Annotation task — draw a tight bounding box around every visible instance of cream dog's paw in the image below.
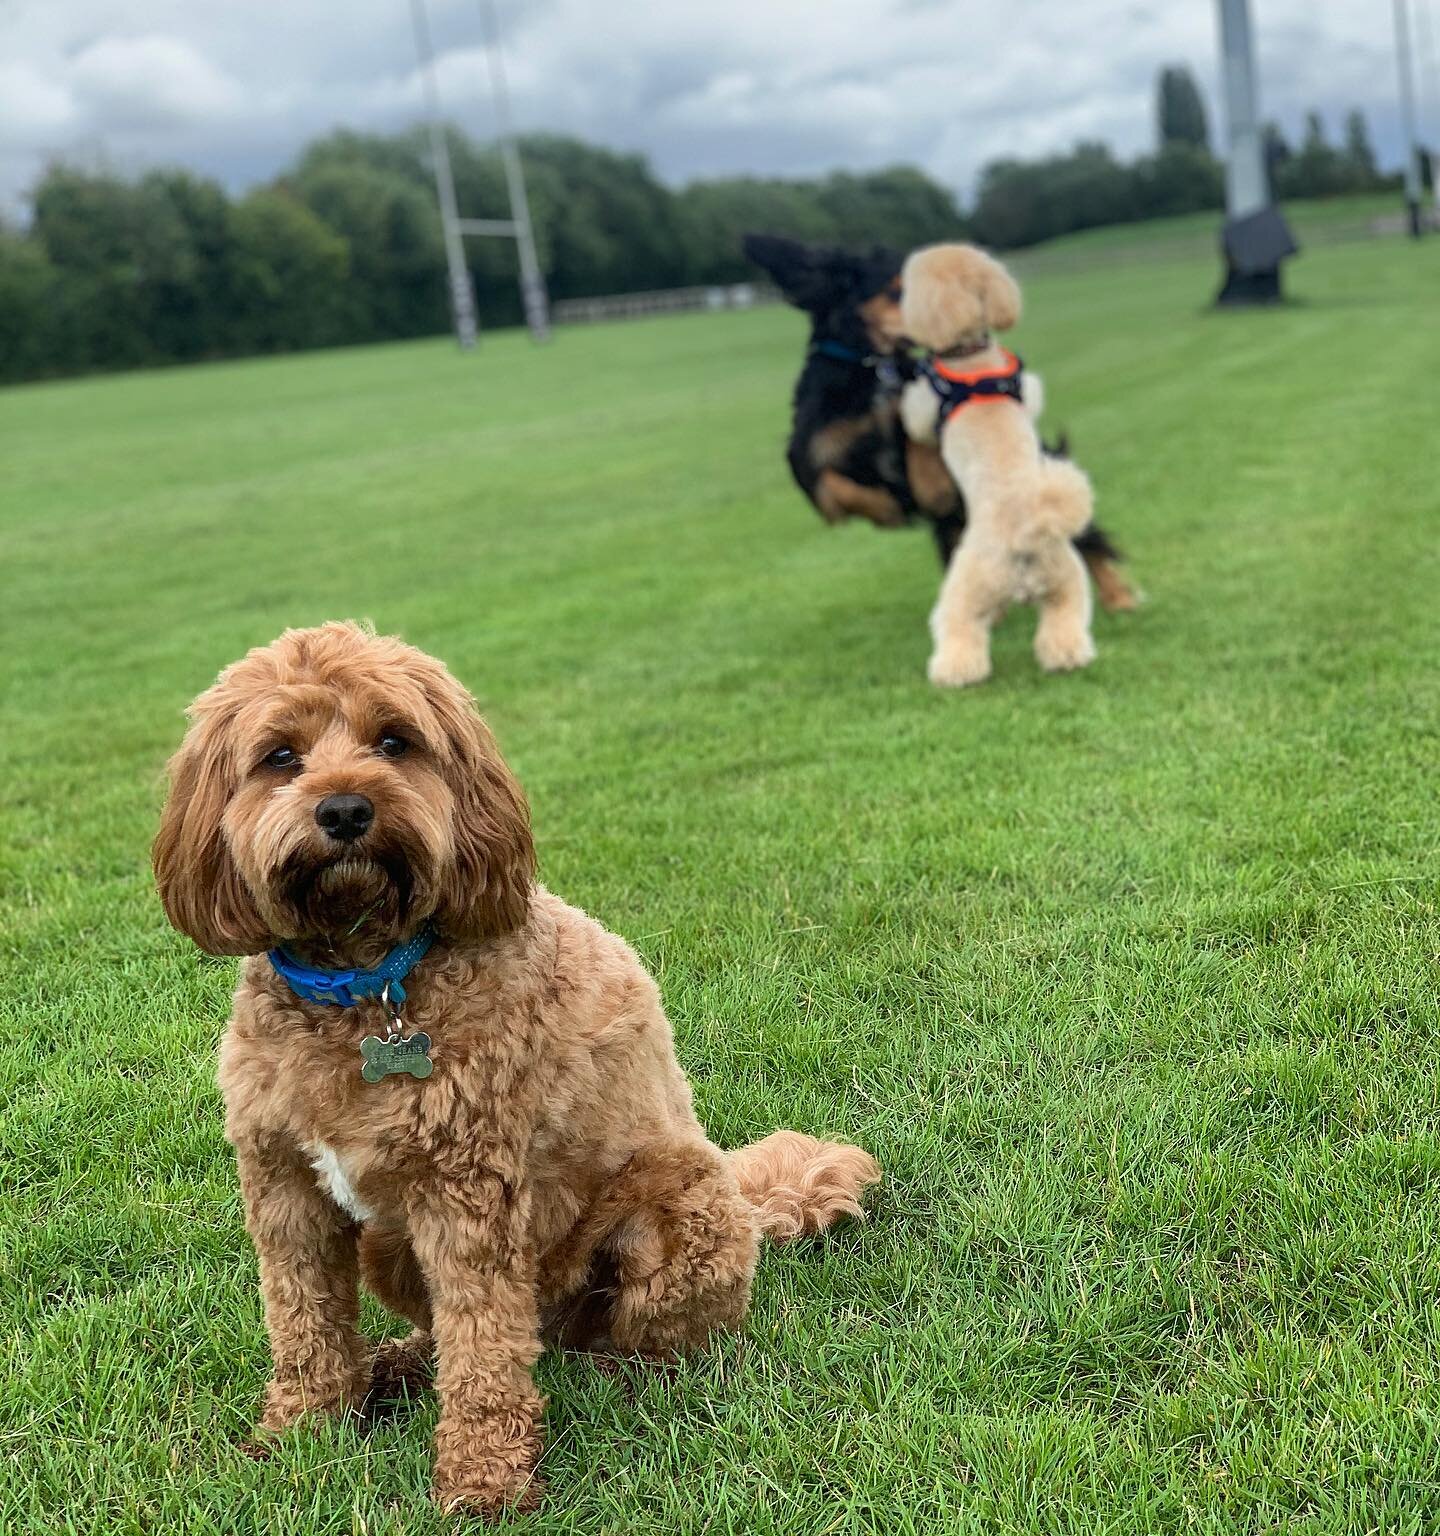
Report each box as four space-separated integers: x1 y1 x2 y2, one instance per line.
900 378 940 444
1034 628 1096 673
928 646 991 688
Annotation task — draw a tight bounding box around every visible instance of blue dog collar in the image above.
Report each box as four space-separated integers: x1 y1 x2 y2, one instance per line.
809 338 867 364
268 924 436 1008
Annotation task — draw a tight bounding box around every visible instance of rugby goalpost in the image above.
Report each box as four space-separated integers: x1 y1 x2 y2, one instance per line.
407 0 550 348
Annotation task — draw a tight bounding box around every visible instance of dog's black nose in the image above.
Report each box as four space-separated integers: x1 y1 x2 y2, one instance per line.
314 793 374 842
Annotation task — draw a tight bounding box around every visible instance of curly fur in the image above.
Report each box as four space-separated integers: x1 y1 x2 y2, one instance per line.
154 622 880 1517
900 244 1099 687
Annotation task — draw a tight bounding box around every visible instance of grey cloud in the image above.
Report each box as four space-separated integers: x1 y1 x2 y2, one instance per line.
0 0 1420 219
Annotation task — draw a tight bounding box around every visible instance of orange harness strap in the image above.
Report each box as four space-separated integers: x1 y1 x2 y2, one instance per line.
921 347 1025 423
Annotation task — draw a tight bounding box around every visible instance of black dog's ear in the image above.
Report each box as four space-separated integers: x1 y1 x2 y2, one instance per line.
742 232 845 311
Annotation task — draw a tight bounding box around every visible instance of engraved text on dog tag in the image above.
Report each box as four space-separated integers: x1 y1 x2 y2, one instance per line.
359 1032 433 1083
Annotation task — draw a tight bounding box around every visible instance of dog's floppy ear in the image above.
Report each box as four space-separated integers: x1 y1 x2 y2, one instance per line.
977 251 1022 332
153 710 270 957
742 232 842 312
422 662 535 943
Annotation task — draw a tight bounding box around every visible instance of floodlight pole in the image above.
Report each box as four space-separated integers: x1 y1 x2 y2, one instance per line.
409 0 479 348
1214 0 1297 304
1218 0 1266 221
478 0 550 342
1417 0 1440 214
1393 0 1426 236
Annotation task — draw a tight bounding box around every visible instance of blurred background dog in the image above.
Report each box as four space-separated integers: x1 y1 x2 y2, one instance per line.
900 243 1099 685
744 232 1138 613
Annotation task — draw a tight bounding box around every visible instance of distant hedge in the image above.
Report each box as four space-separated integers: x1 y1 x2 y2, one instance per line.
0 87 1401 383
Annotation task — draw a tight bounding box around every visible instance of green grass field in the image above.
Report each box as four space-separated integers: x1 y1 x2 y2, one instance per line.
5 218 1440 1535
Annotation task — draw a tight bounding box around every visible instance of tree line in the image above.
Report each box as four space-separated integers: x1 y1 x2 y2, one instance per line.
0 130 964 383
0 68 1403 384
968 67 1400 249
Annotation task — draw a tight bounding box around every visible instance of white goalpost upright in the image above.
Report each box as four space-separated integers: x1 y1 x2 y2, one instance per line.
407 0 551 348
475 0 549 342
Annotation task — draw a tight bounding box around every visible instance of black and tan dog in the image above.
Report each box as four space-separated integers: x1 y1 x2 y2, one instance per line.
743 233 1137 610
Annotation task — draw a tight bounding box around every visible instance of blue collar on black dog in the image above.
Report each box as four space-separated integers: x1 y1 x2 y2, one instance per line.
268 924 436 1008
807 338 905 392
808 338 868 363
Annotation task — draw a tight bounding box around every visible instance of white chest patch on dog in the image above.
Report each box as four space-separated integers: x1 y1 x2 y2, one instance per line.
308 1143 376 1223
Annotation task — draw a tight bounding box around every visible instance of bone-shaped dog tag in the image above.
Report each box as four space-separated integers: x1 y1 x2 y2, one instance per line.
359 1032 433 1083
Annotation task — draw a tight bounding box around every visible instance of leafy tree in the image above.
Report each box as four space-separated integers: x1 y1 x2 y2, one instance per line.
1157 66 1210 151
680 167 962 284
1279 111 1364 198
0 231 64 381
1130 142 1224 220
31 165 149 274
1343 109 1378 182
287 161 447 340
293 129 431 187
228 189 350 353
509 135 687 299
971 143 1136 249
814 168 964 251
132 170 237 361
676 177 840 284
30 167 170 371
1262 121 1293 187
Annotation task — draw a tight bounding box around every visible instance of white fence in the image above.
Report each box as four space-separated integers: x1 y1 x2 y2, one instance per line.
552 282 779 325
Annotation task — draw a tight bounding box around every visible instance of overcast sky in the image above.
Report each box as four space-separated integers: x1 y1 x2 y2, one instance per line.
0 1 1425 219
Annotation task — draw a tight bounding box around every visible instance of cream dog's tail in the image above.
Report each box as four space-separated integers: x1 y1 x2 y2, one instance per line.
1032 456 1094 541
729 1131 881 1243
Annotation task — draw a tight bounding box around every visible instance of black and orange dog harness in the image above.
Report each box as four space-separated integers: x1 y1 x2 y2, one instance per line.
919 347 1025 427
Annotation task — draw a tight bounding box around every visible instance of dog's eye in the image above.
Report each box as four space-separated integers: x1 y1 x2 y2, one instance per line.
265 746 299 770
377 734 409 759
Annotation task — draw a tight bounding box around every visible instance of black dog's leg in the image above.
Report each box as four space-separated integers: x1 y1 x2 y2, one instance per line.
1073 522 1139 611
931 515 965 568
1073 522 1121 563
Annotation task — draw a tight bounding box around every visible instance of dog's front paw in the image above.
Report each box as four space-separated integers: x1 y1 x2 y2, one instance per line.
928 646 991 688
1034 629 1096 673
256 1372 364 1436
433 1405 546 1520
433 1463 545 1520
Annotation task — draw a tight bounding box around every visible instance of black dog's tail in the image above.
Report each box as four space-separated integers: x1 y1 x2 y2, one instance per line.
1073 521 1122 561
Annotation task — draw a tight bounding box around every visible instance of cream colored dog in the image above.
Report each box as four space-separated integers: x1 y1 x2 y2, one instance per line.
899 244 1096 688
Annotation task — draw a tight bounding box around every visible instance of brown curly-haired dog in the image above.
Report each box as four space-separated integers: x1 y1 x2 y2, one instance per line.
153 621 880 1517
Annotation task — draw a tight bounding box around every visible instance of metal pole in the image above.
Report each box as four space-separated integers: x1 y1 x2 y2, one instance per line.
1213 0 1295 304
1413 0 1440 213
409 0 479 346
477 0 550 341
1217 0 1267 219
1394 0 1425 235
